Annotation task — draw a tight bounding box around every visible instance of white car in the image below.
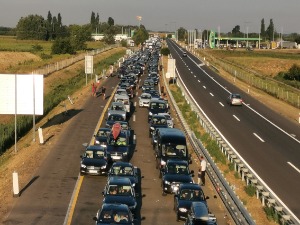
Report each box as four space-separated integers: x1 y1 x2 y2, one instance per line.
138 93 152 107
114 88 128 102
158 113 174 128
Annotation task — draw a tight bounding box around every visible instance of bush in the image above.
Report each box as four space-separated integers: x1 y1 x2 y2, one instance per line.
161 47 170 56
244 185 256 197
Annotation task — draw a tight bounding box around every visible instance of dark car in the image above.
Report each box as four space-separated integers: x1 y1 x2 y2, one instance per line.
148 114 168 138
106 114 125 128
108 162 141 194
102 177 137 215
148 99 168 121
161 159 194 195
182 52 187 57
80 145 108 176
184 202 217 225
94 127 111 146
106 130 131 162
148 72 159 85
174 183 208 221
93 203 135 225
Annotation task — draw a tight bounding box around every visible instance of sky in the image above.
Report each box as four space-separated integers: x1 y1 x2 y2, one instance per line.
1 0 300 34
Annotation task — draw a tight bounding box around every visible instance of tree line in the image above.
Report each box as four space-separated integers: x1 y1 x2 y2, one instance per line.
0 11 149 54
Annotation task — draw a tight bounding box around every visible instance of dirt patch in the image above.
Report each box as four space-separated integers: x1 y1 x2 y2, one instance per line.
0 52 41 71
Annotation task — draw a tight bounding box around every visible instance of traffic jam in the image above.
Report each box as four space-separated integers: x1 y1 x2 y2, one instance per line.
80 37 218 225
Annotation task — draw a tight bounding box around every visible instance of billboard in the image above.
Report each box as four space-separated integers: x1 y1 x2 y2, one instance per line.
85 55 93 74
0 74 44 115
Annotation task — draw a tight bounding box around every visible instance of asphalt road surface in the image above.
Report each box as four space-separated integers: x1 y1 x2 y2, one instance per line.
4 67 230 225
167 39 300 221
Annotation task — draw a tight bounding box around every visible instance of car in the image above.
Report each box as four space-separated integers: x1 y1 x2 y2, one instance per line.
93 203 135 225
148 99 168 121
174 183 208 221
94 127 111 146
102 177 137 215
184 202 217 225
158 113 174 128
105 114 125 128
148 114 169 138
106 129 131 162
80 145 108 176
148 72 159 85
114 88 128 102
108 162 141 194
227 93 243 106
182 52 187 57
161 159 194 195
107 102 127 121
138 92 152 107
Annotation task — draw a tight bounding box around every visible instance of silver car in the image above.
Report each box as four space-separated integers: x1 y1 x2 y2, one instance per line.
108 102 127 120
138 93 152 107
227 93 243 106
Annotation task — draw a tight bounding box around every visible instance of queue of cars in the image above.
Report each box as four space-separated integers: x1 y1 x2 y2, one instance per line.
84 36 218 224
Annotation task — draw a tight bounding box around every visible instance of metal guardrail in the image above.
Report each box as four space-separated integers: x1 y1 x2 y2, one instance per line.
162 51 299 225
32 44 120 76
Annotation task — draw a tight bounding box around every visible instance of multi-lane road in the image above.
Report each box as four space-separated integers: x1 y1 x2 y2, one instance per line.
4 56 230 225
167 39 300 221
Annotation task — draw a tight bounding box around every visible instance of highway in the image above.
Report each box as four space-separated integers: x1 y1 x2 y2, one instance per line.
167 39 300 220
4 58 230 225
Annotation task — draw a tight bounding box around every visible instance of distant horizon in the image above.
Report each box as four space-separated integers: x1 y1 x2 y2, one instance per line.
1 0 299 34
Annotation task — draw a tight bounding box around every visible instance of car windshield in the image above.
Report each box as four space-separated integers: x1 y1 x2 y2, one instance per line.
108 134 127 146
162 144 187 157
85 150 105 159
232 94 241 99
151 117 167 125
108 185 133 196
141 94 151 99
179 189 205 201
150 103 166 110
108 115 124 121
167 164 188 174
111 166 134 176
100 210 131 224
98 130 109 137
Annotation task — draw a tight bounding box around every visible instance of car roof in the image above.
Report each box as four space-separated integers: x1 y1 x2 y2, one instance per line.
179 183 202 190
108 177 132 185
101 203 130 211
191 202 209 219
157 128 185 137
112 161 133 167
167 159 189 165
86 145 106 151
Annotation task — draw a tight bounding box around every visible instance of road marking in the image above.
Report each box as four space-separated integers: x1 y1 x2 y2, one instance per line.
203 86 206 89
191 71 193 74
134 102 136 107
219 102 224 107
287 162 300 174
209 93 214 97
198 80 200 83
253 133 265 142
64 86 116 224
233 115 240 121
194 75 196 78
133 115 136 122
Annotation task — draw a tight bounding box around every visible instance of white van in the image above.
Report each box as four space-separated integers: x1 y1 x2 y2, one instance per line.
115 95 130 113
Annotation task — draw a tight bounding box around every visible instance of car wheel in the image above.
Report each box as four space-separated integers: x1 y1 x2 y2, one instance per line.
176 213 180 222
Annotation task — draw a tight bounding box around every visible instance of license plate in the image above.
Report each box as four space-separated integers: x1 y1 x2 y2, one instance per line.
89 170 98 174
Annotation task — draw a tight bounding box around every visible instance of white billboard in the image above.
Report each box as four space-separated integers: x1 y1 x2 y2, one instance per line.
0 74 44 115
167 58 176 78
85 55 93 74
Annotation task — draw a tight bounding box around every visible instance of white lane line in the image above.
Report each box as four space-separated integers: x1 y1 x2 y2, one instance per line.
233 115 240 121
133 115 136 122
219 102 224 107
253 133 265 142
198 80 200 83
194 75 196 78
203 86 206 89
134 102 137 107
191 71 193 74
209 93 214 97
287 162 300 174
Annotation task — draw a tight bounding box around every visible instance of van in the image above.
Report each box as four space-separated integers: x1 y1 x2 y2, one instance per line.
155 128 191 170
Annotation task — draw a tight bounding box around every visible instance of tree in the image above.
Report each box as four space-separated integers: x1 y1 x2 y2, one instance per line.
231 25 242 37
68 24 90 50
108 17 114 26
284 64 300 81
266 19 275 41
51 38 74 54
260 18 266 40
177 27 187 41
16 14 47 40
132 26 149 46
